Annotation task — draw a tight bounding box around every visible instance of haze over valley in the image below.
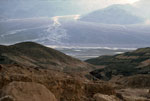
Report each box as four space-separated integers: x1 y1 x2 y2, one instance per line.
1 0 150 59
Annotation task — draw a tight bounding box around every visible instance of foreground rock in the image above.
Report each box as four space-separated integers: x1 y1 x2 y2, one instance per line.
94 93 120 101
0 81 57 101
116 88 150 101
0 64 116 101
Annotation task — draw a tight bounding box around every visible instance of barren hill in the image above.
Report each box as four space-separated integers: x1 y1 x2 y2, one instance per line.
0 42 94 72
86 47 150 87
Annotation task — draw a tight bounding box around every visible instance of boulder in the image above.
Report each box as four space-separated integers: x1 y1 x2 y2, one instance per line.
0 81 57 101
93 93 119 101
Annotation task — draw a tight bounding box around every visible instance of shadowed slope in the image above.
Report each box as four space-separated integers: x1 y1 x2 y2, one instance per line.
86 47 150 81
0 42 94 72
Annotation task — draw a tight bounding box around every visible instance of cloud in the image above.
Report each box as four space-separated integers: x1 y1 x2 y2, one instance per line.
134 0 150 6
66 0 139 14
0 0 145 19
145 19 150 25
45 0 139 11
133 0 150 18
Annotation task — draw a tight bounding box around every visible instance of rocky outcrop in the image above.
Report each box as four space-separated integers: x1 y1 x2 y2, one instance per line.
119 75 150 88
116 88 150 101
86 47 150 100
0 64 116 101
0 81 57 101
93 93 120 101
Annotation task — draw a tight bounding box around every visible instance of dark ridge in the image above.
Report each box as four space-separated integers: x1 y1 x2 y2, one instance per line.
86 47 150 80
0 42 94 72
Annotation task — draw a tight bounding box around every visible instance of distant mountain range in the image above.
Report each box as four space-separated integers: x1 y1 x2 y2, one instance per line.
0 0 149 24
80 4 144 25
0 17 150 48
0 3 150 48
63 21 150 47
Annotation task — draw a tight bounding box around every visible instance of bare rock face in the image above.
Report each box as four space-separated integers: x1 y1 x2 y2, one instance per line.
116 88 150 101
0 64 116 101
0 82 57 101
93 93 119 101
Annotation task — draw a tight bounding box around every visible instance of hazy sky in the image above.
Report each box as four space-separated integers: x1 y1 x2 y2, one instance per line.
58 0 141 13
0 0 149 19
85 0 140 4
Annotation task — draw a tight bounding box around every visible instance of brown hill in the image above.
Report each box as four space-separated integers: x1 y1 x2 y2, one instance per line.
0 42 94 72
86 47 150 81
85 47 150 100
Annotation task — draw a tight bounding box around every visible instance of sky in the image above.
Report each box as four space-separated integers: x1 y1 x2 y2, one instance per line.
0 0 149 19
134 0 150 9
72 0 139 9
83 0 140 5
107 0 139 4
57 0 141 14
76 0 150 19
132 0 150 19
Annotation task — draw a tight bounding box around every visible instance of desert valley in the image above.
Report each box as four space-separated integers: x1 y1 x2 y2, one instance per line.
1 0 150 101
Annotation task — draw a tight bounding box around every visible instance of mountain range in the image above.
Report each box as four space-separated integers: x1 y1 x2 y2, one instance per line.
1 18 150 48
80 4 144 25
1 3 150 47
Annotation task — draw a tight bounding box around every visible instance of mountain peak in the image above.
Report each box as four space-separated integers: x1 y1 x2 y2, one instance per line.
80 4 144 25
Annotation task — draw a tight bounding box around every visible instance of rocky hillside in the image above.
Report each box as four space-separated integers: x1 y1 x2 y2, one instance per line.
0 42 118 101
0 64 149 101
0 42 94 72
0 64 116 101
85 47 150 100
1 42 150 101
86 47 150 81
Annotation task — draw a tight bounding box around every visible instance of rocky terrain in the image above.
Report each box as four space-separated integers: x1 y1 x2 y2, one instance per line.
0 42 150 101
86 47 150 100
0 64 117 101
86 47 150 81
0 42 116 101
